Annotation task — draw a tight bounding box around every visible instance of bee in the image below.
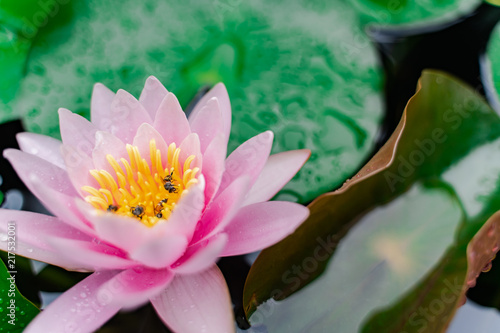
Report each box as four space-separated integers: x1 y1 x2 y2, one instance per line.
131 205 145 219
163 171 174 183
164 182 178 193
163 171 178 193
155 199 168 218
107 204 118 212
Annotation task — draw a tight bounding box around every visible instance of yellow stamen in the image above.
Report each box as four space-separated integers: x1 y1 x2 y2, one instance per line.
82 139 199 227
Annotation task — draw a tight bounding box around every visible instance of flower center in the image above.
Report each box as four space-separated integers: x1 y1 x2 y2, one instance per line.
82 139 199 227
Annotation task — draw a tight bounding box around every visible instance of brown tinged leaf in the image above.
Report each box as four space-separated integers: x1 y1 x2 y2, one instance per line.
243 70 500 332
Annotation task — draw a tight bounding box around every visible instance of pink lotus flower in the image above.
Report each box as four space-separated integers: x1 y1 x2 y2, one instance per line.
0 77 310 333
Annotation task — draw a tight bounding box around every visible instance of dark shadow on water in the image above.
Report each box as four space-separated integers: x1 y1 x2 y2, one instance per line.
368 2 500 148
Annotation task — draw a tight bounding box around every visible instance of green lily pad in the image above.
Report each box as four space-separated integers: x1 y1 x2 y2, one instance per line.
363 212 500 333
487 22 500 110
0 27 31 117
243 71 500 332
465 7 500 309
0 0 62 123
0 0 60 34
0 259 39 331
352 0 480 25
0 0 383 203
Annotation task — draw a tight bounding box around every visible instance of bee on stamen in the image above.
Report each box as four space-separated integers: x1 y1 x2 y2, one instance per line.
163 171 174 183
155 199 168 219
131 205 145 219
163 171 178 193
107 204 118 212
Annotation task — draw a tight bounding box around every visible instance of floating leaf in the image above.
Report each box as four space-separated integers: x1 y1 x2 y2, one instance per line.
0 27 31 118
487 18 500 110
0 259 39 331
1 0 384 203
465 6 500 308
243 70 500 332
0 0 63 122
363 211 500 333
0 0 61 34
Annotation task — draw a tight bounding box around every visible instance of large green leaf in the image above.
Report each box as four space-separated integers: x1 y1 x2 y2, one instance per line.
465 7 500 309
0 0 383 203
0 26 30 115
243 70 500 332
0 259 39 331
0 0 61 34
487 21 500 109
363 212 500 333
0 0 62 121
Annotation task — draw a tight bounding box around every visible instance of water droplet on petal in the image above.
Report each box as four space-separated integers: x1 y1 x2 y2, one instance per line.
133 266 144 273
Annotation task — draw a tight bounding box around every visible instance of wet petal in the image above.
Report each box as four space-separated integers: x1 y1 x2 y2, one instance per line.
151 265 234 333
130 233 188 269
188 83 231 141
92 131 128 175
189 97 224 153
47 237 134 270
59 108 97 156
221 201 309 256
172 233 227 274
24 271 121 333
217 131 273 196
0 209 93 271
139 76 169 120
104 89 152 143
153 92 191 146
132 123 169 167
179 132 202 171
200 134 227 205
28 175 95 235
61 144 99 195
91 83 116 130
97 267 174 309
243 149 311 206
4 148 77 197
16 132 65 169
191 176 250 244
